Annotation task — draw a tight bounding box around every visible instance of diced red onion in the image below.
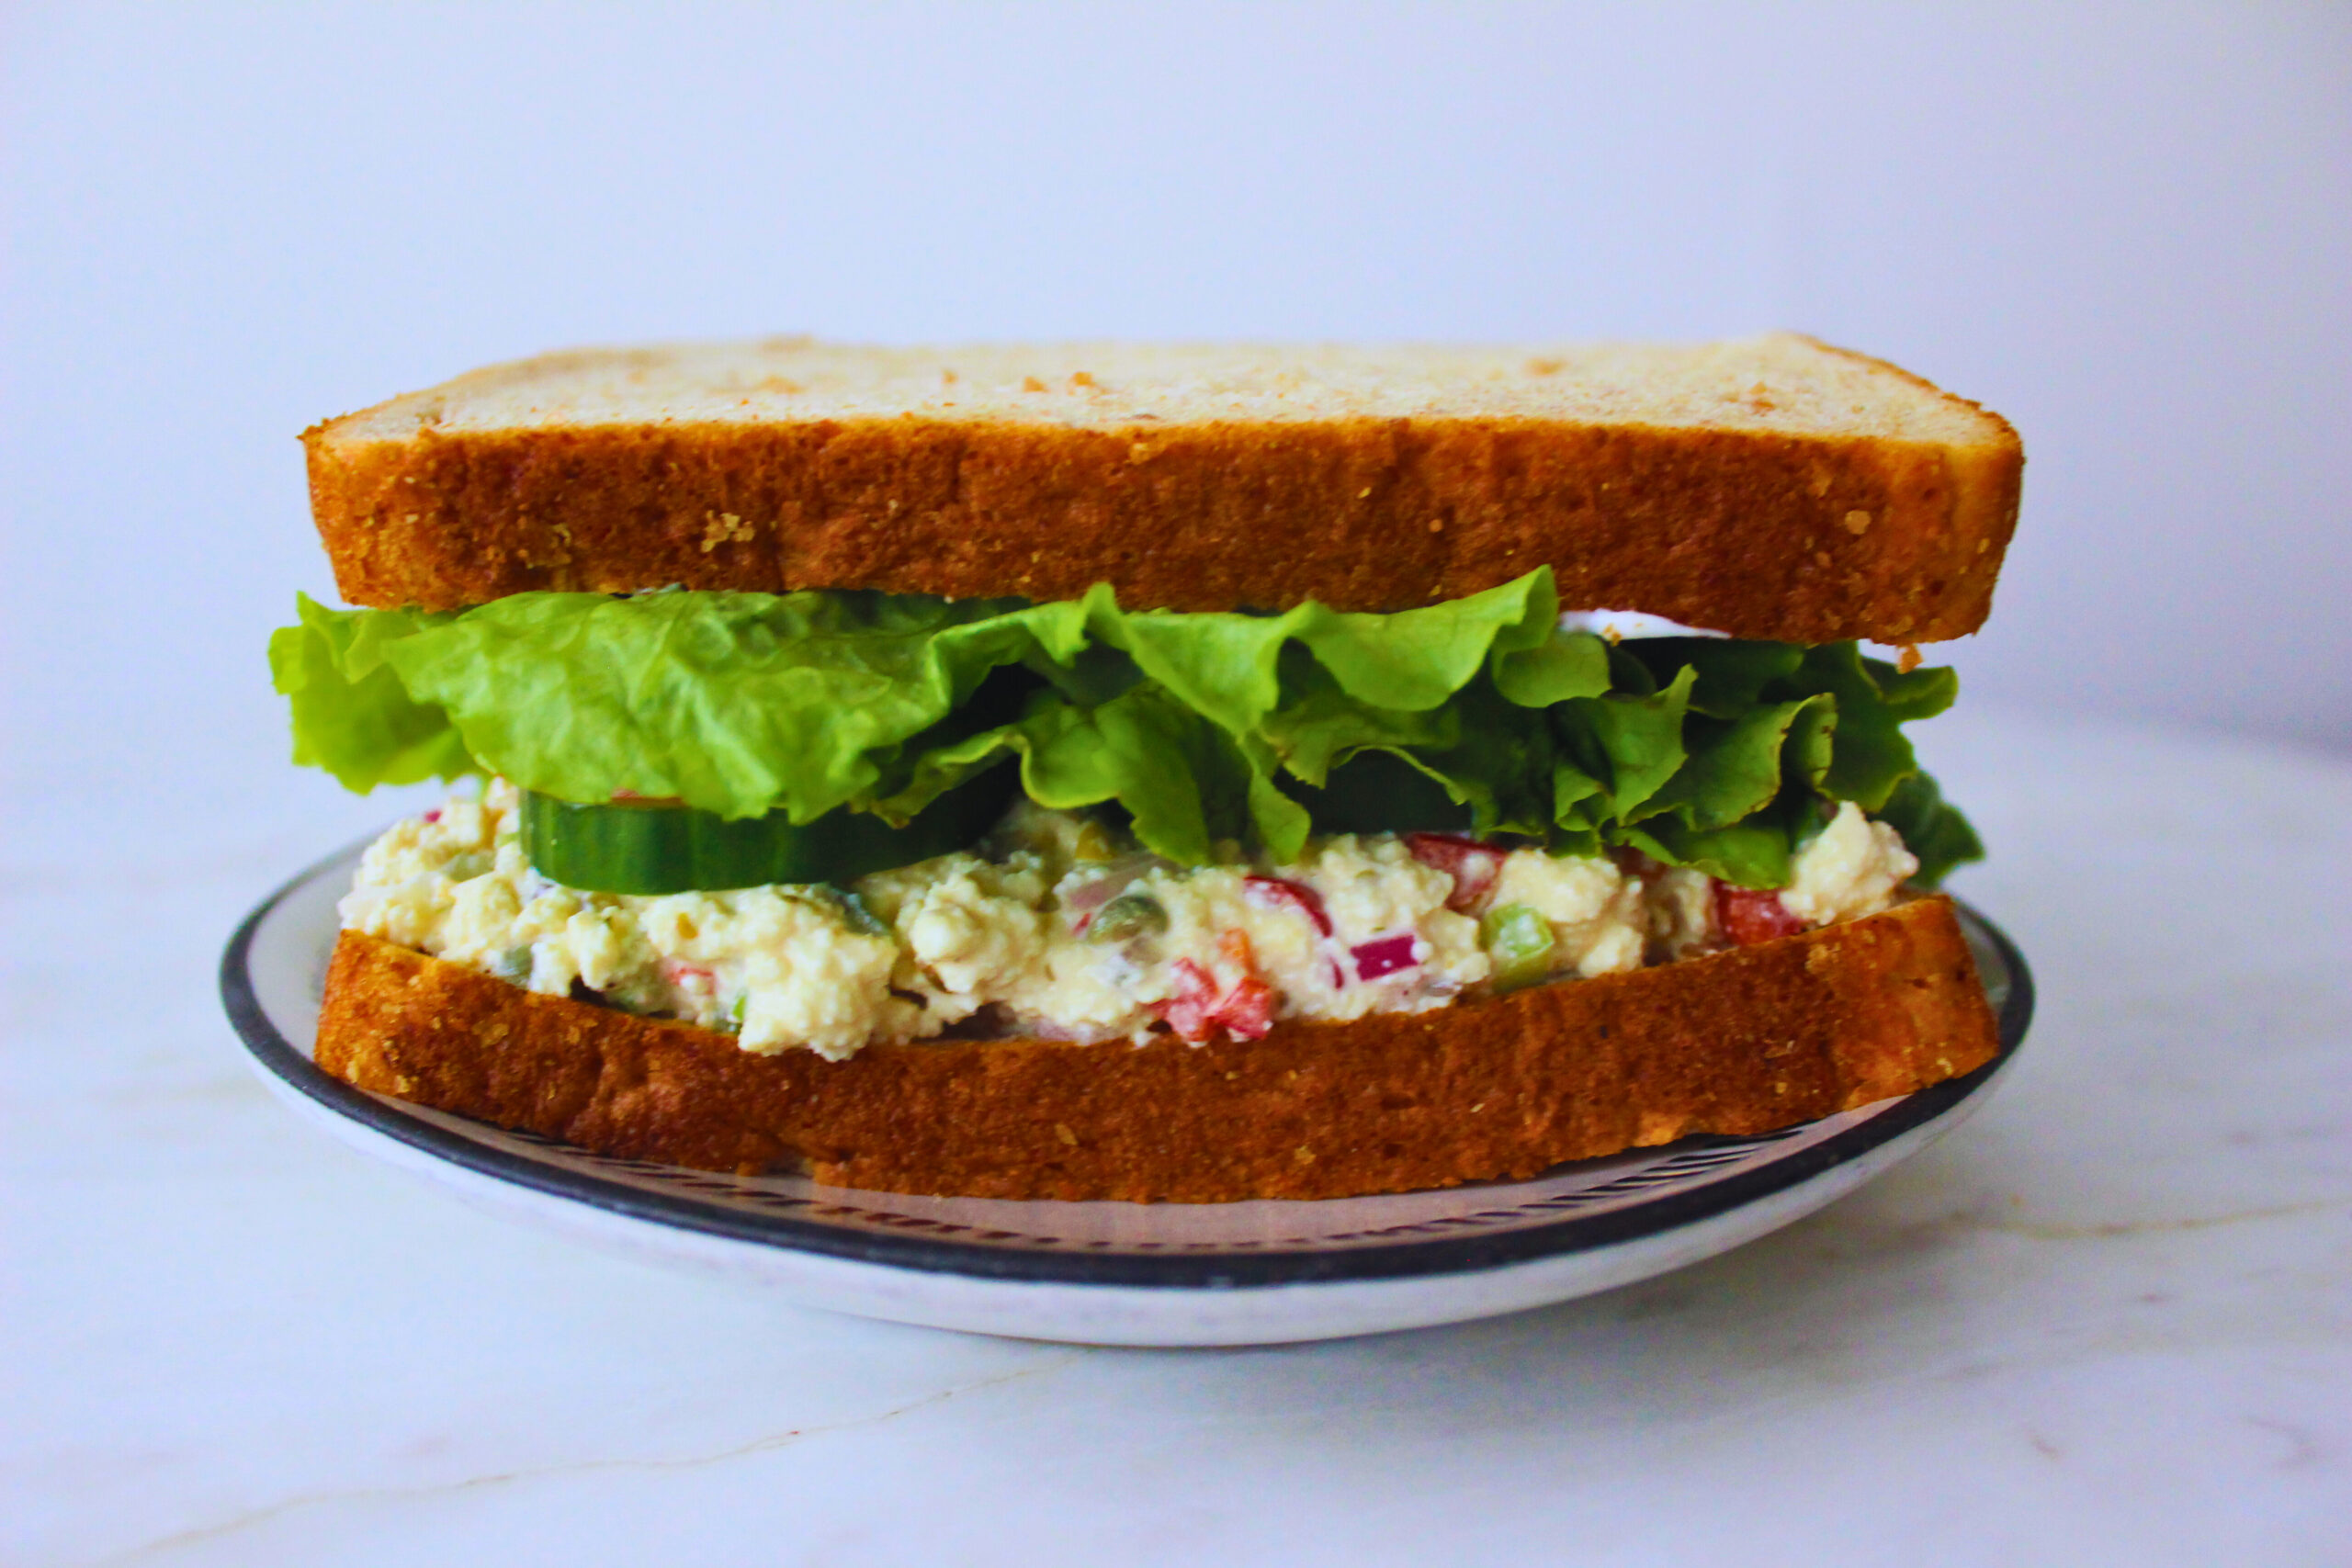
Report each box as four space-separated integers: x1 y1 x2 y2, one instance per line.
1244 874 1333 936
1406 833 1506 912
1350 931 1425 980
1018 1019 1124 1043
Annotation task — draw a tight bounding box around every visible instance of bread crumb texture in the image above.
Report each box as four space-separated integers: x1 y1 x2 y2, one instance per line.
315 896 1999 1202
305 334 2022 642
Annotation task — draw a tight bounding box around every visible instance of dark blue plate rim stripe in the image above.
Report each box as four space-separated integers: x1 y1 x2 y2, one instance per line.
220 841 2032 1290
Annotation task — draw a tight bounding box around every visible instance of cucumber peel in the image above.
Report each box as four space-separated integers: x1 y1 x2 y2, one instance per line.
521 761 1019 894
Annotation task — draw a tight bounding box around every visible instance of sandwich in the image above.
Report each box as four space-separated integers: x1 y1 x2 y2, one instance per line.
273 335 2019 1202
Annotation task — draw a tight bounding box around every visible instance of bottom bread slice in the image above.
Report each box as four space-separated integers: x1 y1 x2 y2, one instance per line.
313 894 2000 1202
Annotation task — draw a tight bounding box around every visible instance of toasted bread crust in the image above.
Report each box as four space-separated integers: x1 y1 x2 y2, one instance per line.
303 341 2021 643
314 897 1999 1202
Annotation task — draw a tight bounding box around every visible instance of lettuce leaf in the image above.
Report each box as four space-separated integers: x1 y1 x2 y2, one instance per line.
1873 769 1985 888
268 598 475 791
273 570 1980 884
379 586 1093 825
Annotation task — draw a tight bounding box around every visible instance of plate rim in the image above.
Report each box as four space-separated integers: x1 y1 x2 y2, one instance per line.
220 839 2032 1291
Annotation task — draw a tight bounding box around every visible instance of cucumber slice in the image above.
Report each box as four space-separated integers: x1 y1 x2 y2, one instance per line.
520 763 1020 894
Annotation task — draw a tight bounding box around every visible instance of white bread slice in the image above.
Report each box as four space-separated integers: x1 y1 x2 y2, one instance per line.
305 333 2022 641
315 896 2001 1203
326 334 2005 443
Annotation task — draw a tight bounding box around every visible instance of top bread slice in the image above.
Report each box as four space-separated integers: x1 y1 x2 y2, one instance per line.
304 334 2022 643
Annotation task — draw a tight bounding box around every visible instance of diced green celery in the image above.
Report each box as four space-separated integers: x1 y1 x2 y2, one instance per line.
1480 903 1556 992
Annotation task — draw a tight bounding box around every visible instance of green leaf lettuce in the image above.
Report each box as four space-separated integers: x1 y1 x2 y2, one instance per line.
272 570 1981 885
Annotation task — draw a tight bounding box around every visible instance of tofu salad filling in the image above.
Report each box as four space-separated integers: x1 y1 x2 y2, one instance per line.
286 566 1978 1060
341 780 1919 1061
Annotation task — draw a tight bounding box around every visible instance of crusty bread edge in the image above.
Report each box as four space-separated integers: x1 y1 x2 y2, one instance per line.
314 896 2000 1203
300 344 2022 642
1791 335 2025 632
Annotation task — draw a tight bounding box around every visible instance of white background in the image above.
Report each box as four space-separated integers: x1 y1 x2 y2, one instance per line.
4 1 2348 837
6 10 2352 1562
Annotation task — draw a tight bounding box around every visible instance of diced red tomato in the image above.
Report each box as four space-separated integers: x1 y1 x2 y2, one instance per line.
1214 975 1275 1040
1713 882 1807 946
1157 935 1277 1042
1159 959 1222 1042
1244 874 1333 936
1406 833 1506 912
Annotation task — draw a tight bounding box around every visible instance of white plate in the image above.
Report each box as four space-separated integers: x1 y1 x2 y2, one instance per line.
222 841 2031 1346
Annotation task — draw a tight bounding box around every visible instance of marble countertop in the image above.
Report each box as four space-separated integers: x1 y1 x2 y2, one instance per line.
7 705 2348 1566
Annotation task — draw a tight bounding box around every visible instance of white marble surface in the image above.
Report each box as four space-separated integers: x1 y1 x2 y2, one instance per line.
6 705 2349 1566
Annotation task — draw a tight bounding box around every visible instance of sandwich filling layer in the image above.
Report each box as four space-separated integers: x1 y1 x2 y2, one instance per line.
284 570 1976 1060
340 781 1918 1060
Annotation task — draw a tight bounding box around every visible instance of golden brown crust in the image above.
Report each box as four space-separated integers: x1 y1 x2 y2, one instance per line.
305 344 2021 642
314 897 2000 1202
